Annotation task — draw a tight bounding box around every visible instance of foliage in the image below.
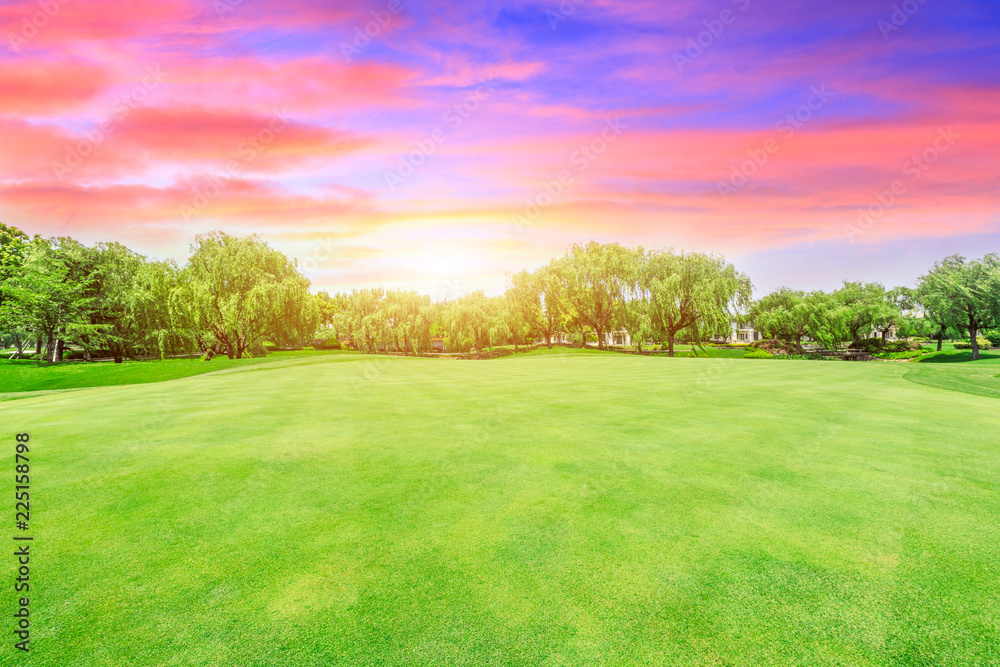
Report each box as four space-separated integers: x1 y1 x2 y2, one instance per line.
743 348 774 359
643 249 752 356
954 338 992 350
981 329 1000 348
558 242 637 350
919 254 1000 360
0 237 88 361
874 350 926 360
170 232 313 359
750 288 811 352
750 339 790 354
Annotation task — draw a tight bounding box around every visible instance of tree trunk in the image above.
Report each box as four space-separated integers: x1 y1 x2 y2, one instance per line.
795 335 803 355
35 338 42 356
12 333 24 360
937 325 945 351
579 324 585 348
970 320 980 360
881 329 888 343
44 334 55 362
668 335 675 358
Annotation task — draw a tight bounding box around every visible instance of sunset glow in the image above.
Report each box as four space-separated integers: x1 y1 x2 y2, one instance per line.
1 0 998 295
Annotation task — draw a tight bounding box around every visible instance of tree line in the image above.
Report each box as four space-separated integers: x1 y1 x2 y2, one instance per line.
0 224 317 362
751 255 1000 360
2 221 998 362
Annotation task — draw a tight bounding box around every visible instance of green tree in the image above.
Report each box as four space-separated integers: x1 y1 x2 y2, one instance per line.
0 223 31 356
171 232 312 359
919 254 1000 360
750 288 811 353
505 269 544 351
801 291 849 351
835 281 891 346
534 261 572 348
560 242 638 350
1 238 88 361
644 250 752 357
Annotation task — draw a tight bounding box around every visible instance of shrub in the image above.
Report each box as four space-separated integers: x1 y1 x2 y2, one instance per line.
319 338 342 350
62 349 87 360
263 341 280 352
749 339 787 354
743 348 774 359
883 340 921 353
955 337 992 350
245 340 268 358
854 338 885 354
875 350 925 360
199 353 211 362
983 330 1000 348
302 346 315 351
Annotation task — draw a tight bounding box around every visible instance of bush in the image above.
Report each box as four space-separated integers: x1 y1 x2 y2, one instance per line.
319 338 342 350
245 340 268 358
854 338 885 354
62 349 87 360
875 350 925 360
743 348 774 359
983 330 1000 348
302 346 315 351
749 339 787 354
774 353 826 361
199 353 211 362
883 340 921 353
263 341 280 352
955 337 992 350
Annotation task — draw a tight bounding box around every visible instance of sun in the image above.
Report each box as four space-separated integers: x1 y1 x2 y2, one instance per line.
408 247 480 277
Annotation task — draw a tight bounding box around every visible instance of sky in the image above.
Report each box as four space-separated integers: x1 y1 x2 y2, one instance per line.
1 0 998 298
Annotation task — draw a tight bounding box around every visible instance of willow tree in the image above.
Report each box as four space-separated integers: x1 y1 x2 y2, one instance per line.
171 232 312 359
919 254 1000 360
533 261 573 348
835 281 896 346
644 250 752 357
750 288 811 353
560 242 638 350
504 269 543 351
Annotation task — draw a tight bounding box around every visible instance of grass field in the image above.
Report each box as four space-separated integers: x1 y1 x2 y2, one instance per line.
4 351 1000 665
0 350 343 398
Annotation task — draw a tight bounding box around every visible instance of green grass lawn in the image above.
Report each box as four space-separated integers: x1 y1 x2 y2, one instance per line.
902 346 1000 399
0 350 349 399
5 352 1000 665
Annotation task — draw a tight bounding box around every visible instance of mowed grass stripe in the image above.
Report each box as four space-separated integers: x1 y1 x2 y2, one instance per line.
7 354 1000 665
